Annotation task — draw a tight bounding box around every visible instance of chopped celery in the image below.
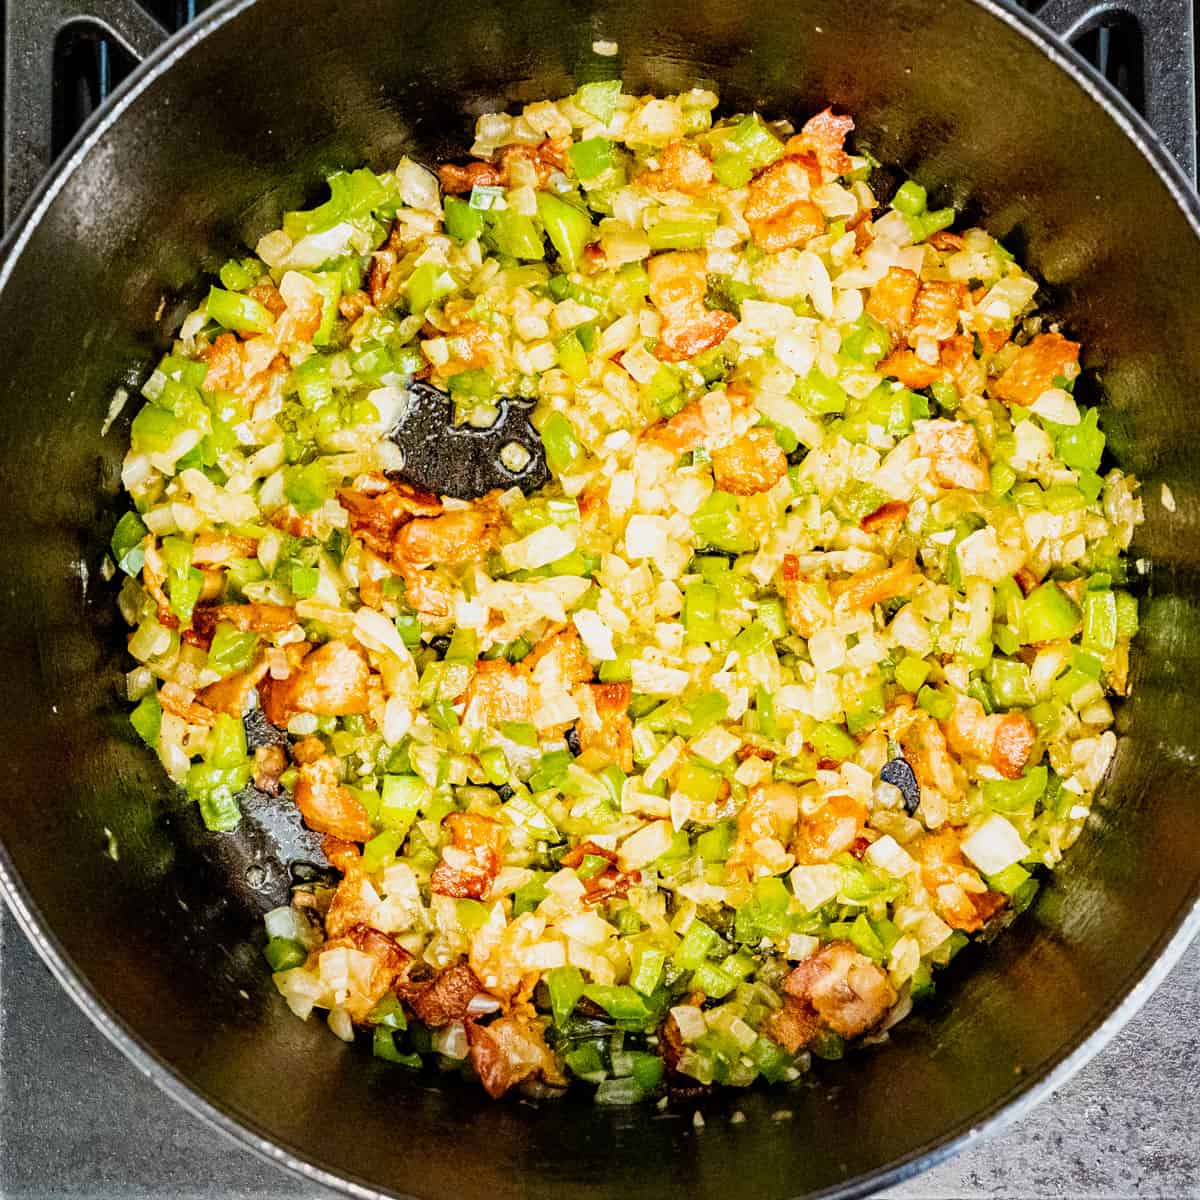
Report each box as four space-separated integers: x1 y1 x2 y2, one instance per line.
1021 583 1081 644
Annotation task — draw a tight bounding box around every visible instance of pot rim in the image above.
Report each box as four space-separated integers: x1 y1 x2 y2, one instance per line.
0 0 1197 1196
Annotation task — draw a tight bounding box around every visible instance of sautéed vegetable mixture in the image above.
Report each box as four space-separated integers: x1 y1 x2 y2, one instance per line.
112 83 1142 1104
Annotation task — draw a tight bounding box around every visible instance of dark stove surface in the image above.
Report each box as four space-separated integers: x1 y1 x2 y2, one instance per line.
1 2 1197 1196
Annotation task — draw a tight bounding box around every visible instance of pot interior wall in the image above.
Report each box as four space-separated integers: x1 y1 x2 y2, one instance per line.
0 0 1197 1196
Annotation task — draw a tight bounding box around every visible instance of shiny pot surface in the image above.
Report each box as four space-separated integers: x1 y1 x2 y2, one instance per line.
0 1 1198 1196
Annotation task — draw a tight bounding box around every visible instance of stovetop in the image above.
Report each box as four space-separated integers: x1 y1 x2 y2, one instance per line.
1 1 1198 1196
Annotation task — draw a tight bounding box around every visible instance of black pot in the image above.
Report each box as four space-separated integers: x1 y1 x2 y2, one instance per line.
0 1 1198 1196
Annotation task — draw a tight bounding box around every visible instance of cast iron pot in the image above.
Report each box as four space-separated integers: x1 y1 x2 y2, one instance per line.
0 0 1198 1196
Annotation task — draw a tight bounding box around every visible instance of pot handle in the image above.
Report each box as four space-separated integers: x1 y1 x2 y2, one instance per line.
1036 0 1197 184
2 0 170 229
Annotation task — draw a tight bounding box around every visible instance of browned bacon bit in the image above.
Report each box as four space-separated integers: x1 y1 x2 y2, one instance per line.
190 531 259 568
860 499 910 536
876 347 943 390
911 280 967 341
294 754 374 843
644 399 708 455
765 996 824 1053
251 743 287 795
636 140 713 194
711 428 788 495
572 682 634 772
467 1007 566 1098
993 331 1081 406
158 681 216 727
140 540 179 630
192 602 296 640
392 493 502 568
830 559 920 612
337 475 443 558
430 812 506 899
323 841 375 937
744 154 827 252
463 658 532 727
646 251 737 363
291 735 326 765
897 706 966 802
260 639 371 727
268 506 321 538
246 282 286 318
917 828 1009 932
780 559 829 639
865 267 919 338
338 289 370 323
1014 566 1041 596
437 160 505 195
202 333 247 391
793 793 869 864
408 962 484 1027
928 230 966 252
943 696 1037 780
397 567 455 617
913 418 990 493
785 107 855 181
782 940 897 1039
198 656 270 718
558 843 639 905
321 924 413 1021
524 626 593 689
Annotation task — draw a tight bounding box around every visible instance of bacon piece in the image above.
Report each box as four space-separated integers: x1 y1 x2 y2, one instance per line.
943 696 1037 780
397 567 455 617
780 558 830 639
430 812 506 899
198 655 270 717
877 347 942 389
865 267 919 338
252 743 287 795
897 706 966 802
524 627 592 689
323 842 375 937
745 154 826 251
765 996 823 1053
408 962 483 1027
140 540 180 630
338 475 443 558
467 1008 565 1098
437 160 504 195
572 682 634 772
710 428 787 495
727 781 799 881
392 493 502 568
320 924 412 1021
463 658 532 729
786 108 855 180
910 280 967 341
793 793 868 864
913 418 990 492
646 250 737 362
202 333 247 391
294 754 373 842
860 499 909 536
830 559 920 611
191 532 259 567
636 141 713 194
917 828 1008 932
260 639 371 727
644 400 708 455
993 332 1080 406
782 940 897 1039
246 282 286 318
191 602 295 640
929 230 966 252
158 681 216 727
562 838 638 905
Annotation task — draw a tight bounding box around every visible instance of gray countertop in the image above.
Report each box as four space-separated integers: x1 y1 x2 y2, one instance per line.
1 907 1196 1200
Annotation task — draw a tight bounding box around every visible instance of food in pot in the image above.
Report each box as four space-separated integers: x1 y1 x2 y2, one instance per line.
111 83 1142 1103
